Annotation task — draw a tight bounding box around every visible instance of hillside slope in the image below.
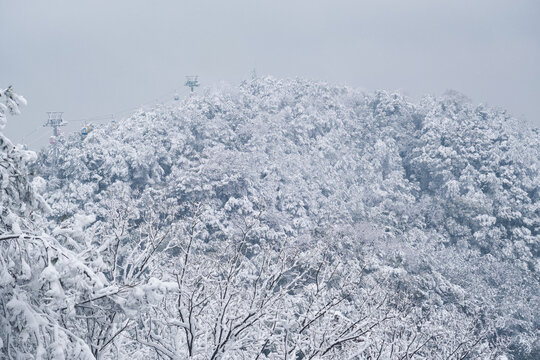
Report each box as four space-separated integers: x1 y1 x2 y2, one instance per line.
38 77 540 359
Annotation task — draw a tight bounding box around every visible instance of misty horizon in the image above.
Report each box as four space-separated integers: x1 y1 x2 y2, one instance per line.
1 0 539 149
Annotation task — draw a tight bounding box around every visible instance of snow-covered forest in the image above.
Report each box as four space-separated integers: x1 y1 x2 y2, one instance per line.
1 78 539 359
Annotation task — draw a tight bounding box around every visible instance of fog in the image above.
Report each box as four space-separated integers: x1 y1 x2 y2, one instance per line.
1 0 539 148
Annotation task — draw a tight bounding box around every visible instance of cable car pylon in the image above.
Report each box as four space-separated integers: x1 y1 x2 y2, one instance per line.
43 112 67 164
185 76 199 94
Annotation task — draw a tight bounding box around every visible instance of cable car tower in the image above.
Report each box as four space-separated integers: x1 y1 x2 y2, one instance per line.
185 76 199 93
43 112 67 137
43 112 67 164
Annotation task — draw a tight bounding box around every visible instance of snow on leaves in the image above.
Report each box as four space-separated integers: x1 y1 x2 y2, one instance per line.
1 78 539 359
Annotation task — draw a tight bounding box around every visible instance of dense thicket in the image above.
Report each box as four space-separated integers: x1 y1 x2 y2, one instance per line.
2 78 538 359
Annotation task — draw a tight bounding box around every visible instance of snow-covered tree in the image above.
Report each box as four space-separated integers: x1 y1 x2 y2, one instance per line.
30 77 540 358
1 87 96 359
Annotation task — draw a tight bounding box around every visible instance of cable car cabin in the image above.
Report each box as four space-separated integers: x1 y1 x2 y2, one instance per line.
174 93 180 101
81 125 93 137
49 136 56 145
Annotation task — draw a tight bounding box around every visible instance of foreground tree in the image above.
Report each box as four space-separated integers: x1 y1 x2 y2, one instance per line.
69 198 495 359
1 87 96 358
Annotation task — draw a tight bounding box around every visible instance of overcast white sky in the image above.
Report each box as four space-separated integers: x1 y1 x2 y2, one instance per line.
1 0 539 148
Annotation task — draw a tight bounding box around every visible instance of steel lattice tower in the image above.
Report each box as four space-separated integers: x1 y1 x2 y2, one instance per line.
43 112 67 164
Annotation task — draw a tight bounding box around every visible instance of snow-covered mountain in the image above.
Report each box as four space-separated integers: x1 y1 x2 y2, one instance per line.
2 78 539 359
